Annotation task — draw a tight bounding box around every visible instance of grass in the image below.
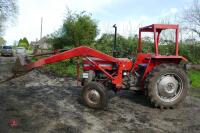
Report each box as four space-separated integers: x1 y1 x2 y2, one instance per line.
188 70 200 88
188 70 200 98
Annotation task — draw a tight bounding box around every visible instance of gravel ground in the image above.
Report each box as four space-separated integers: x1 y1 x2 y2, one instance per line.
0 56 200 133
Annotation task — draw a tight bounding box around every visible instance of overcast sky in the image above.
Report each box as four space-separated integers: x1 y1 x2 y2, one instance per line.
3 0 191 44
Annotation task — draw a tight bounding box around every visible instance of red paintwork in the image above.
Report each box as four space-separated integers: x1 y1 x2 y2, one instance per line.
83 57 113 70
24 24 187 90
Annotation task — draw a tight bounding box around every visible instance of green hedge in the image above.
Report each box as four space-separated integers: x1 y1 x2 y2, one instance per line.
120 43 200 64
92 38 200 64
157 44 200 64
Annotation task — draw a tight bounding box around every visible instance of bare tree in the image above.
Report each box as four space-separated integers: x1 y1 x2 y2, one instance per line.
0 0 18 35
182 0 200 37
159 15 178 44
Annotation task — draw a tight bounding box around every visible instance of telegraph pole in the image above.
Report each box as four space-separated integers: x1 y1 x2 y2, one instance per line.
40 17 43 39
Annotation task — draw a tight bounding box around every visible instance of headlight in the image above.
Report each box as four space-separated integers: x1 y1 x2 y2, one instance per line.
123 72 128 76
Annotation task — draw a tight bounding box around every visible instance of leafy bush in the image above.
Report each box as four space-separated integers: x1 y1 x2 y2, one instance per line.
42 60 77 77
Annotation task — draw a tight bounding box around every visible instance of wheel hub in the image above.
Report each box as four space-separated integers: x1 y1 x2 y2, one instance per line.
87 89 100 105
157 75 179 98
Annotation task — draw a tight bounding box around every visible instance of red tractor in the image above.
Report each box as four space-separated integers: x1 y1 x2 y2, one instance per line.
14 24 190 109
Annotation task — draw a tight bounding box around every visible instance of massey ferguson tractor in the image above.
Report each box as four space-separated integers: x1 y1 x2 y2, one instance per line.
13 24 190 109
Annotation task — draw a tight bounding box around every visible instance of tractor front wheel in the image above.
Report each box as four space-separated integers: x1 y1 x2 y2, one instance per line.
82 82 108 109
146 64 190 108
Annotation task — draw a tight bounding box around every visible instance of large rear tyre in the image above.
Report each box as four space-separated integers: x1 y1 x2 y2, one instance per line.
82 82 108 109
146 64 190 108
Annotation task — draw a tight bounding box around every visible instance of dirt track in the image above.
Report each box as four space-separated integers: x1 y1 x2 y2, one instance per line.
0 56 200 133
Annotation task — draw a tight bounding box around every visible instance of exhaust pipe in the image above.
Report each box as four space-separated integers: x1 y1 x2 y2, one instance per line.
113 24 117 57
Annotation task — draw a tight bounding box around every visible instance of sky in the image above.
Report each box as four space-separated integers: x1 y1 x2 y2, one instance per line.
3 0 191 44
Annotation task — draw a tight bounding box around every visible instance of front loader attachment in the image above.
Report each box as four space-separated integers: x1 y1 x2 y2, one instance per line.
4 46 133 88
2 46 118 82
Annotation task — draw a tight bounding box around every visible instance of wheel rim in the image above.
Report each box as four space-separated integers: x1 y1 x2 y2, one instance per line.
156 73 183 102
86 89 101 105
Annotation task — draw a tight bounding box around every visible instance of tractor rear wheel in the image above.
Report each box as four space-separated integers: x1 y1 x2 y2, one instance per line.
82 81 108 109
146 64 190 108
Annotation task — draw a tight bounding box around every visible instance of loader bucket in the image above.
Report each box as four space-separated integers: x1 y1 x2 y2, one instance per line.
12 55 31 76
0 55 31 84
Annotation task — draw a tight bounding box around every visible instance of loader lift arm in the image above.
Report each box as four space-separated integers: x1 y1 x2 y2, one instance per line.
26 46 119 70
23 46 133 88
